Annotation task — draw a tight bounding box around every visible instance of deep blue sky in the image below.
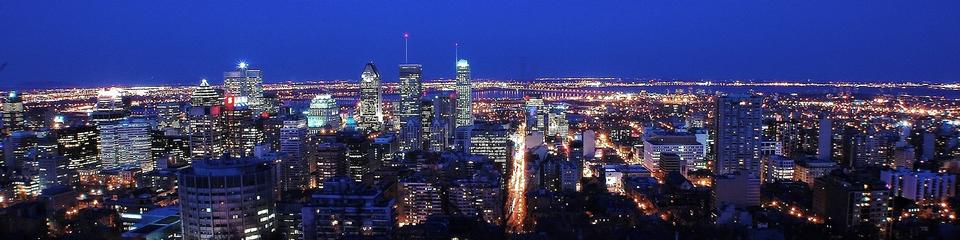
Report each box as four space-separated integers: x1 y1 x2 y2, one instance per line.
1 0 958 90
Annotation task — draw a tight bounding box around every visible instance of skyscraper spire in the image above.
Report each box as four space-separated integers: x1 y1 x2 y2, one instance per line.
403 32 410 63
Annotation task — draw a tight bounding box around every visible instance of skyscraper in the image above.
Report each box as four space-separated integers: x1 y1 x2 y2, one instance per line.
357 63 383 132
99 118 153 171
223 62 265 113
455 59 472 128
188 79 226 161
91 88 130 124
2 91 26 136
178 156 277 240
306 94 340 133
278 118 309 192
55 126 100 181
301 177 395 239
398 64 424 151
223 96 260 158
714 94 763 176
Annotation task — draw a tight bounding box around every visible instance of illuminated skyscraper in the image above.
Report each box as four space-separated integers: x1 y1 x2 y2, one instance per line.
99 118 153 171
91 88 130 124
398 64 424 151
2 91 25 136
178 156 276 240
714 94 763 176
278 118 309 192
223 62 265 113
357 63 383 132
223 96 260 158
455 59 472 128
307 94 340 133
188 79 225 161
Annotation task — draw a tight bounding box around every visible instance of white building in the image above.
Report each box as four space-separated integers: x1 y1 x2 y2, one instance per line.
881 168 956 201
642 135 706 173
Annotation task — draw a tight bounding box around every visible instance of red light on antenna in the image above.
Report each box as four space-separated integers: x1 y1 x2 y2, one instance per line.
403 32 409 38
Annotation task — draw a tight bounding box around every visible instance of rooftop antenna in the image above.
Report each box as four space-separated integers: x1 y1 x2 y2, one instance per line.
455 42 460 61
403 32 410 63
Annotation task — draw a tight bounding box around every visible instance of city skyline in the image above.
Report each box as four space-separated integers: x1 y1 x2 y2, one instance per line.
2 1 959 89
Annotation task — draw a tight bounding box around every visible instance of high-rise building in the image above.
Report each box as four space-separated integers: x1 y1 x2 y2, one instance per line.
357 63 383 132
150 130 190 167
302 177 395 239
339 132 371 183
397 174 443 226
188 79 225 161
306 94 341 133
99 118 153 171
370 133 399 170
470 122 512 177
55 126 100 181
547 104 569 139
223 63 266 113
2 91 26 136
448 178 505 225
713 171 761 209
178 156 276 240
455 59 472 128
881 168 956 201
279 118 310 192
223 96 261 158
813 173 891 232
421 91 457 152
91 88 131 124
398 64 424 151
156 102 183 131
794 157 838 187
642 134 706 174
315 142 347 184
714 94 763 176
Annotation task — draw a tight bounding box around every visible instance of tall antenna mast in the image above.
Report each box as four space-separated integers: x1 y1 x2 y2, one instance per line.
403 32 409 63
455 42 460 62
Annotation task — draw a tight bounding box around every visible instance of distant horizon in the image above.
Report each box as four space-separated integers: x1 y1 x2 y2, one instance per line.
2 1 958 90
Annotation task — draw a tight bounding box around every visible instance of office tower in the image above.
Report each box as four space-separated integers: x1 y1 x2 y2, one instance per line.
713 171 761 208
881 168 956 201
357 63 383 132
397 174 443 226
91 88 131 124
524 93 546 133
34 150 69 190
4 131 39 175
714 94 763 176
188 79 225 161
155 102 183 131
421 91 457 151
2 91 25 136
99 118 153 171
398 64 424 152
399 117 422 153
279 118 309 192
223 96 261 158
762 155 795 183
190 79 221 107
817 117 832 161
370 133 399 184
339 132 371 182
581 130 596 159
642 134 706 174
547 104 569 139
921 132 935 162
150 130 190 167
223 63 265 113
315 142 347 184
813 173 891 232
470 122 512 177
302 177 395 239
455 59 472 128
55 126 100 181
306 94 341 133
178 156 276 240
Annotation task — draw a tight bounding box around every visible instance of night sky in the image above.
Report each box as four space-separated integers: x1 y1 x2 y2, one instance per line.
1 0 958 89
